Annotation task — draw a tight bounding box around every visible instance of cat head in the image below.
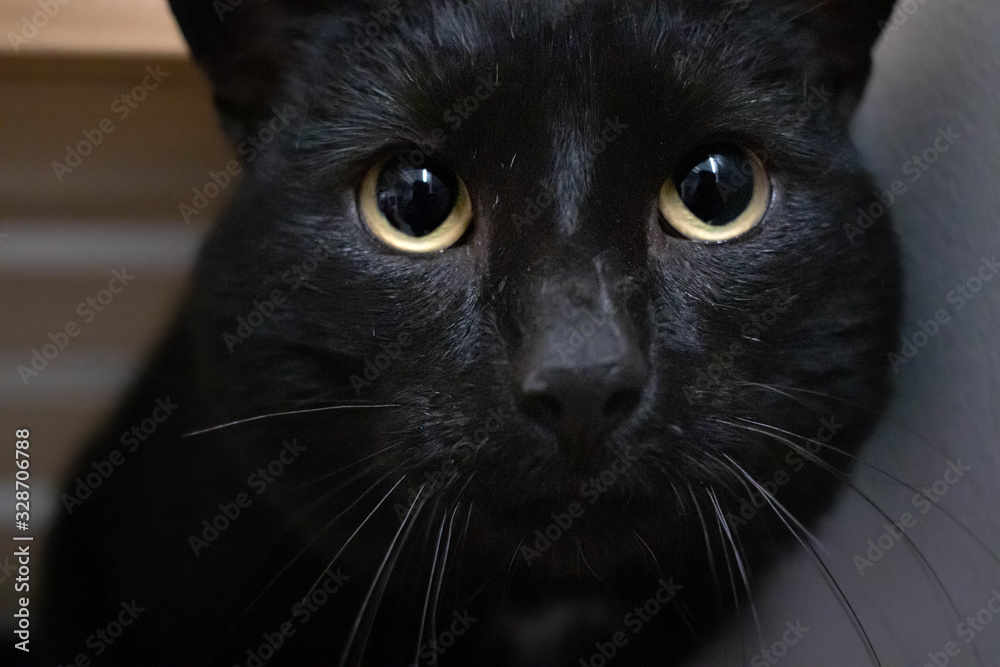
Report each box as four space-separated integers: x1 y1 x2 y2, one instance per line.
173 0 900 578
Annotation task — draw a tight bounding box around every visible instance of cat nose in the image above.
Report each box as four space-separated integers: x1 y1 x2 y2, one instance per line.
515 316 649 465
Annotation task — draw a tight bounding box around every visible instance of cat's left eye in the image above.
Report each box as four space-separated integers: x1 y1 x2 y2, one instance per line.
358 157 472 253
659 144 771 242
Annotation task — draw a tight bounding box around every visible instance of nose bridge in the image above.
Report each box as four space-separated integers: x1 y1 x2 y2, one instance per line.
511 253 651 465
528 257 632 372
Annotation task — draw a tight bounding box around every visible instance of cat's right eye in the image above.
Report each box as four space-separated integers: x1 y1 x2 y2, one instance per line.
358 157 472 253
659 144 770 242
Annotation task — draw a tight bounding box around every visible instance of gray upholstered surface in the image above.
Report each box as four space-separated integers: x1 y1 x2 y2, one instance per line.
687 1 1000 664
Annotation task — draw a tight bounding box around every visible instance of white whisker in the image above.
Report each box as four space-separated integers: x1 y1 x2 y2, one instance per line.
183 403 401 437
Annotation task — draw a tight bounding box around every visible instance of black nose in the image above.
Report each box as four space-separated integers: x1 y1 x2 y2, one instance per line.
515 315 649 465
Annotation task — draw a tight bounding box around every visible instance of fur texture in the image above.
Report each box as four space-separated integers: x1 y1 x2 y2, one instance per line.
43 2 901 665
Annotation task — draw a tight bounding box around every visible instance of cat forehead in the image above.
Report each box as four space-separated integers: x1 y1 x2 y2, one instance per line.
299 0 804 153
322 0 794 93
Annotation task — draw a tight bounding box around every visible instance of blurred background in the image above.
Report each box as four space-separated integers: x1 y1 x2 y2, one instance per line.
0 0 232 615
1 0 998 663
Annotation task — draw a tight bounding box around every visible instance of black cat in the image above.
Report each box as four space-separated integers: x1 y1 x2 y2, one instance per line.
42 1 900 665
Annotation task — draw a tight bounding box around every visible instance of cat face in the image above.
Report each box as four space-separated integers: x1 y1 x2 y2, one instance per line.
186 0 899 582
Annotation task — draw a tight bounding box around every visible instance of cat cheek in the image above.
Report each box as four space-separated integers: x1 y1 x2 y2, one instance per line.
579 483 600 505
784 451 805 473
442 109 462 131
740 322 760 339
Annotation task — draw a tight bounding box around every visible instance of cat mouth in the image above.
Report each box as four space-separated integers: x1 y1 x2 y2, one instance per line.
457 462 667 561
460 497 673 580
456 442 647 506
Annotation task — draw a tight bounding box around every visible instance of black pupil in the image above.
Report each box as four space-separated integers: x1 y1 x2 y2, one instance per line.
674 147 754 226
376 159 458 237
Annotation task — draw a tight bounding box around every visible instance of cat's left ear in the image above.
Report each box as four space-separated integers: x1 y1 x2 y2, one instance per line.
785 0 897 116
168 0 360 145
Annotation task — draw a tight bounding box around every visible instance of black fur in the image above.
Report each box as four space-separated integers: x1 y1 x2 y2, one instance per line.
43 1 900 665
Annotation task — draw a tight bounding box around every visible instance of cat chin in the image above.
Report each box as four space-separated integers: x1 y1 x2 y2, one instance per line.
459 498 666 562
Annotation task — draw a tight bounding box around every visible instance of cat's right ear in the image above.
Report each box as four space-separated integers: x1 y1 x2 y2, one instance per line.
781 0 897 117
168 0 366 144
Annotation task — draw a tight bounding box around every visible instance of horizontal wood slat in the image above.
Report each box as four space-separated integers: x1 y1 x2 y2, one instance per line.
1 0 187 57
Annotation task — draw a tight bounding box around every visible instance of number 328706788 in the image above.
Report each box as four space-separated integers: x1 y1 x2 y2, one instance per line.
15 429 30 527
